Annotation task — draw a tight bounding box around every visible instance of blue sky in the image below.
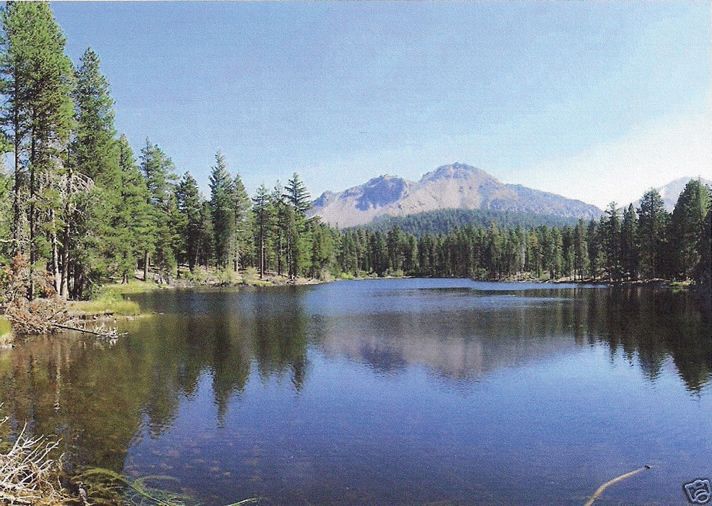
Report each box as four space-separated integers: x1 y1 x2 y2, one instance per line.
52 1 711 208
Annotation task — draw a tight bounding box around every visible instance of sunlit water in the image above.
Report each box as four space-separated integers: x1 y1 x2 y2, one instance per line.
1 279 711 504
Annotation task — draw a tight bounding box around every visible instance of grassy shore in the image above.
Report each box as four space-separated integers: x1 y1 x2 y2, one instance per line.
68 281 158 318
0 316 12 347
68 269 331 319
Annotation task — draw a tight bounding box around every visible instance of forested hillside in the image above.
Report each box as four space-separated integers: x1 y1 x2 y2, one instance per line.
0 2 710 307
362 209 579 236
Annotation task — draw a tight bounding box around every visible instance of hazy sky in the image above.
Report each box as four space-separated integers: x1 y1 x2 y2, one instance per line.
52 1 711 208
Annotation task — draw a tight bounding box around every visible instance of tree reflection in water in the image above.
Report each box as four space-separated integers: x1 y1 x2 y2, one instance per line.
0 283 708 487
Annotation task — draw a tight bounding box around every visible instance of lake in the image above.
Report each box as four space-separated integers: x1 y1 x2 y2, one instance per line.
1 279 711 505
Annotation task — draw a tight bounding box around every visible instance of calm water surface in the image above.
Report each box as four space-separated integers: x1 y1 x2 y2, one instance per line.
1 279 711 505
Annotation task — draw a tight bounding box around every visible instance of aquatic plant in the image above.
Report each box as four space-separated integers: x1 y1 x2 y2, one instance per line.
74 467 261 506
74 467 195 506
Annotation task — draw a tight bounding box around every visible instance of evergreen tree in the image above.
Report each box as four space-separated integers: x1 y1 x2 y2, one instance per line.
586 220 600 280
284 172 311 214
73 48 118 187
270 183 286 276
113 135 151 283
620 204 638 280
695 206 711 292
252 184 271 278
176 172 202 271
140 139 178 281
231 173 251 271
198 201 215 268
309 221 335 278
670 179 711 279
637 189 668 279
70 47 121 294
283 172 311 278
209 152 234 269
600 203 622 280
0 1 74 298
573 220 589 280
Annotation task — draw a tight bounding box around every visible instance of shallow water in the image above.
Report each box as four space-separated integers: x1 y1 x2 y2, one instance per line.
1 279 711 504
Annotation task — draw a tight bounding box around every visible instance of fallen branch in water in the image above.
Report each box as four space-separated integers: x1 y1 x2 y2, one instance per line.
584 465 652 506
52 322 121 339
5 293 121 339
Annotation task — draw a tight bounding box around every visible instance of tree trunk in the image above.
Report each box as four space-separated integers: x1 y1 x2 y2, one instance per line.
259 224 265 279
277 234 282 276
60 165 72 298
28 130 36 300
143 251 150 281
12 68 22 256
50 210 61 294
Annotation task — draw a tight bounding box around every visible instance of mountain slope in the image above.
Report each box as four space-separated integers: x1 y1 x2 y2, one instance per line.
310 163 602 227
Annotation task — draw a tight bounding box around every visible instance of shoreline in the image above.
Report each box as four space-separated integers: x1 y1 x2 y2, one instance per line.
4 274 700 338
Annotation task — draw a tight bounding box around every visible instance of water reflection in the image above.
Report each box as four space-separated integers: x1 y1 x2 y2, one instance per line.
0 280 709 502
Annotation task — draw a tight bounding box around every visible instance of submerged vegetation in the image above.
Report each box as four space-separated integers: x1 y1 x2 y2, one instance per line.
73 467 196 506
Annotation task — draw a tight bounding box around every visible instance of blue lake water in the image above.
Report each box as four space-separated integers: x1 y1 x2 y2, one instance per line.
1 278 711 504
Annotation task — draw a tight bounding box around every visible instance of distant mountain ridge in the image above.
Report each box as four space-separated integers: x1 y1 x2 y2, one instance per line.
309 163 603 227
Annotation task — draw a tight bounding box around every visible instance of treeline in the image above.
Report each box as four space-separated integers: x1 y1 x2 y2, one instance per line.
0 2 340 297
0 3 710 303
365 208 579 236
341 181 711 285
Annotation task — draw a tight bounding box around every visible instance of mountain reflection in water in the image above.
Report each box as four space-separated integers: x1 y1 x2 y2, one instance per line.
0 279 709 504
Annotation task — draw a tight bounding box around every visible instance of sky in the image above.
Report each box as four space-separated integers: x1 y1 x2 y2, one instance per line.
52 1 711 209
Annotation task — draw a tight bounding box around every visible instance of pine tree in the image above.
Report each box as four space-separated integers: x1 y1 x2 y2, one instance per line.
114 135 151 283
70 47 122 293
231 173 251 272
209 152 234 269
573 220 589 280
600 203 622 280
284 172 311 215
140 139 178 281
198 201 215 268
73 48 118 188
252 184 271 278
670 179 711 280
0 2 74 298
270 183 286 275
309 222 334 278
637 189 668 279
620 204 638 280
176 172 202 272
283 173 311 278
695 206 711 293
586 220 600 280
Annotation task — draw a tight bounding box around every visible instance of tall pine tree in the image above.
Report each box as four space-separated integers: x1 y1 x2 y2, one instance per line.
176 172 203 272
209 152 234 269
670 179 710 280
0 2 74 298
114 135 151 283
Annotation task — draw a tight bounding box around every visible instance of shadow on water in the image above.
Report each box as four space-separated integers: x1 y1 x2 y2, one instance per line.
0 281 708 503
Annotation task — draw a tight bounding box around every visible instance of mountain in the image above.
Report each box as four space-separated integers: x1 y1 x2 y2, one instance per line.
309 162 602 227
632 176 712 212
